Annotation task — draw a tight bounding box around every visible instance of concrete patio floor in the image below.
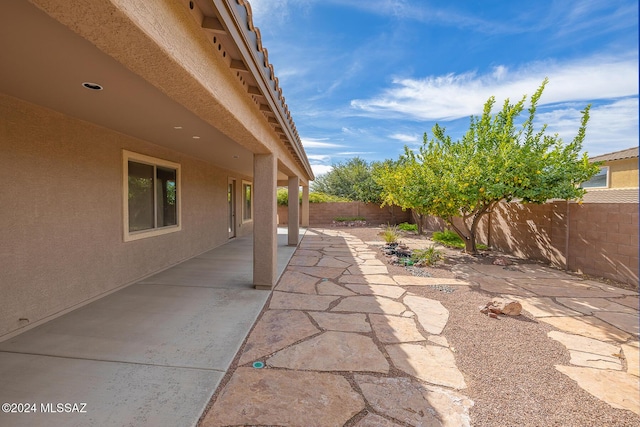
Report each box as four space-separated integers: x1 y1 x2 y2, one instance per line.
0 228 302 427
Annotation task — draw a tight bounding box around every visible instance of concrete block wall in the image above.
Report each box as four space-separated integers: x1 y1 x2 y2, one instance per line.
420 200 638 288
567 203 638 286
278 202 411 226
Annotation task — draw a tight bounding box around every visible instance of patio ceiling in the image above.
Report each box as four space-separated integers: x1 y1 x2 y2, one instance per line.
0 1 308 181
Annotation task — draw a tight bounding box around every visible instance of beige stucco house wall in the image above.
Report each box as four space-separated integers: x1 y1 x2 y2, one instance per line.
0 0 313 338
585 147 638 189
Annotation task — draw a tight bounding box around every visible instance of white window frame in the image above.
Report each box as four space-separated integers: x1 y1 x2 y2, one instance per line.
582 166 609 189
242 180 253 222
123 150 182 242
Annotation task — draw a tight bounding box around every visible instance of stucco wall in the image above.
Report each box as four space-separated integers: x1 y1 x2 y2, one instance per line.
608 158 638 188
1 94 252 337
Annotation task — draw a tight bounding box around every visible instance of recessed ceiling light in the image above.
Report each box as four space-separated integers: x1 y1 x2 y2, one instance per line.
192 136 200 139
173 126 183 130
82 82 103 90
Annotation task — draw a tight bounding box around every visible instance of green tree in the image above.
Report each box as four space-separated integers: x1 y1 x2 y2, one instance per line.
311 157 383 203
376 79 600 254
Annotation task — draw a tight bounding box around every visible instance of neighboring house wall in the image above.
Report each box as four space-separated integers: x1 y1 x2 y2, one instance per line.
1 94 253 337
608 158 638 188
279 202 411 226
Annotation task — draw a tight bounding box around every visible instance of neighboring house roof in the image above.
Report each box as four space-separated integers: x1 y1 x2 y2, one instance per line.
578 188 639 204
590 147 639 162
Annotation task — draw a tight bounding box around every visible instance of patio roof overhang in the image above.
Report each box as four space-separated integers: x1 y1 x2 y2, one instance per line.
0 0 313 183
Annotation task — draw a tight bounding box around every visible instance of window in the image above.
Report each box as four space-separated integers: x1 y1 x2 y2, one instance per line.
123 151 181 241
581 166 609 189
242 181 252 221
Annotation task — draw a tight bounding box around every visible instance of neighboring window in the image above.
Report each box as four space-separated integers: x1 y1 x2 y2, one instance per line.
124 151 181 241
242 181 252 221
581 166 609 189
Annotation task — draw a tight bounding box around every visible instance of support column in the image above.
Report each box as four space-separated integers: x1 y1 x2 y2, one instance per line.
253 154 278 290
301 185 310 227
288 176 300 246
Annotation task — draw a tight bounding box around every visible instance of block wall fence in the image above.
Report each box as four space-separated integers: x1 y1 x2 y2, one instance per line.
277 202 411 227
473 201 637 287
281 200 637 287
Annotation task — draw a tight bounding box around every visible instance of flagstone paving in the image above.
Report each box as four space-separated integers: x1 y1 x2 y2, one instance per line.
202 229 473 426
202 229 639 425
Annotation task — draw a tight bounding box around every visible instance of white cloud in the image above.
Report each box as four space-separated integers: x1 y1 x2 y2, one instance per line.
350 54 638 122
389 133 420 143
539 97 639 156
310 164 333 176
306 154 332 162
301 138 344 148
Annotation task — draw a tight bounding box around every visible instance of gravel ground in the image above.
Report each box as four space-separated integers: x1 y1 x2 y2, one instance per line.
343 225 640 427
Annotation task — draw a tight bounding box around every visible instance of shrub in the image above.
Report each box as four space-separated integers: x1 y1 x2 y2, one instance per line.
397 222 418 232
432 229 488 250
411 245 443 266
277 189 350 206
381 225 400 243
334 216 366 222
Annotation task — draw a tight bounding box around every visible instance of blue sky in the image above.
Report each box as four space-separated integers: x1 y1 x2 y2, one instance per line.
248 0 639 177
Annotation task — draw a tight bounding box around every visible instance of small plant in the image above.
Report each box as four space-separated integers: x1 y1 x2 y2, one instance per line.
432 229 488 250
411 245 443 266
334 216 366 222
397 222 418 232
381 225 400 244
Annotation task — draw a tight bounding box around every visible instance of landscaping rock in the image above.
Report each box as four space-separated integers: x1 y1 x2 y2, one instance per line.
480 298 522 316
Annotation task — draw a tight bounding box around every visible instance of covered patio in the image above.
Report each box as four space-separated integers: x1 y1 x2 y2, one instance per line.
0 228 303 427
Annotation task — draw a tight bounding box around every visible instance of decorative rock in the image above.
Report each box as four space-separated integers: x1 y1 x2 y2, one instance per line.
332 296 406 315
492 257 513 266
555 365 640 415
387 343 466 389
481 298 522 316
239 310 320 365
309 312 371 333
269 292 338 311
404 295 449 335
268 331 389 373
201 368 365 426
355 375 473 427
369 314 426 343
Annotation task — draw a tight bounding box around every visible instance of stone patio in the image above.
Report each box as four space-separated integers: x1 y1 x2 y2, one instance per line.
201 229 473 426
201 229 639 425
